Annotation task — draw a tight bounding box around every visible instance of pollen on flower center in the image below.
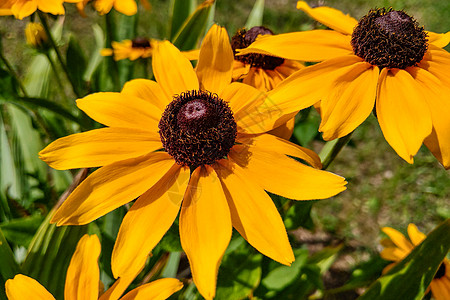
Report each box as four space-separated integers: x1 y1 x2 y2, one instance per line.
131 37 151 48
351 8 428 69
159 90 237 168
231 26 285 70
434 263 446 279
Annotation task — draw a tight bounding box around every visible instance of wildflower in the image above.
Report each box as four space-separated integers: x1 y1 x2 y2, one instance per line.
25 22 48 50
101 38 154 61
39 24 346 299
238 1 450 168
76 0 149 16
381 224 450 300
0 0 82 19
5 234 183 300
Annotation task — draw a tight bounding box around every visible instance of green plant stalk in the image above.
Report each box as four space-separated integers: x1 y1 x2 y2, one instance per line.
44 52 67 100
319 131 354 170
38 12 81 98
0 51 29 97
105 13 121 91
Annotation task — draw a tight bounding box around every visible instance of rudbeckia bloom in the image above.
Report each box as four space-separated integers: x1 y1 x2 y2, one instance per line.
39 24 347 299
0 0 82 19
101 38 154 61
231 26 304 92
5 234 183 300
25 22 48 49
238 1 450 169
381 224 450 300
76 0 138 16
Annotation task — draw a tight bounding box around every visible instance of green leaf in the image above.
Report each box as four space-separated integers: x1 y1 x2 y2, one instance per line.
170 0 197 39
245 0 265 28
283 201 315 230
162 252 181 278
1 214 44 248
66 36 87 96
0 228 21 280
358 218 450 300
83 24 104 83
216 240 263 300
171 0 215 51
261 248 308 291
21 210 88 299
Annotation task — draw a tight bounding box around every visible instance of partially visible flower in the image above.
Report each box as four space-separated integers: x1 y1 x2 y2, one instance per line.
381 224 450 300
39 24 347 299
5 234 183 300
0 0 82 20
238 1 450 169
25 22 48 50
101 37 154 61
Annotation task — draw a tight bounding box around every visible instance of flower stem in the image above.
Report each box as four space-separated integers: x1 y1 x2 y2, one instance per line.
38 12 82 98
319 131 354 170
105 13 121 91
44 52 67 100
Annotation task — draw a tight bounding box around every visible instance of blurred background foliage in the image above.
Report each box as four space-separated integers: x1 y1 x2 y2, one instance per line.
0 0 449 299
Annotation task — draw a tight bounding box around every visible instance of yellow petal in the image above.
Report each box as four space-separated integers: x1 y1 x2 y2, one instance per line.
381 227 414 253
215 160 294 265
236 133 322 169
120 278 183 300
319 62 378 140
296 1 358 35
112 164 190 278
237 55 362 134
76 92 161 132
430 278 450 300
237 30 353 62
376 68 432 163
11 0 37 19
152 41 199 99
6 275 55 300
183 49 200 61
65 235 101 300
113 0 137 16
268 116 295 140
180 166 232 300
39 128 162 170
427 31 450 48
51 152 174 225
196 24 234 94
418 47 450 87
100 261 145 300
229 142 346 200
94 0 114 14
121 79 169 111
37 0 65 15
407 224 426 246
380 247 409 262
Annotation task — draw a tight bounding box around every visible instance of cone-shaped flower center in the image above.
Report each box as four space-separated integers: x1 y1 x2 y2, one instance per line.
132 37 151 48
434 262 446 279
351 8 428 69
231 26 285 70
159 90 237 168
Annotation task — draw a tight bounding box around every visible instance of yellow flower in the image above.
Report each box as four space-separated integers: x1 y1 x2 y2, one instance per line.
39 24 347 299
5 234 183 300
0 0 82 19
238 1 450 169
231 26 304 93
76 0 138 16
25 22 48 49
381 224 450 300
101 38 154 61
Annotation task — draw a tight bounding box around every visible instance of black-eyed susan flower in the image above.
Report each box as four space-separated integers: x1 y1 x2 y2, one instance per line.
5 234 183 300
381 224 450 300
101 37 154 61
238 1 450 169
76 0 139 16
0 0 82 19
39 24 347 299
230 26 304 92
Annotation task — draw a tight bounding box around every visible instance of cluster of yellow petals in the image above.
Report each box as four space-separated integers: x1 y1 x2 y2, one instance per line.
0 0 82 19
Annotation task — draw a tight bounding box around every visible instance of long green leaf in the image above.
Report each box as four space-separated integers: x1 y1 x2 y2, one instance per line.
170 0 197 39
171 0 215 51
358 219 450 300
0 228 21 280
245 0 265 28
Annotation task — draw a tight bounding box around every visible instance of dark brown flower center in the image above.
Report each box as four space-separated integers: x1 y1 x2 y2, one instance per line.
351 8 428 69
434 262 446 279
131 37 151 48
159 90 237 168
231 26 284 70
